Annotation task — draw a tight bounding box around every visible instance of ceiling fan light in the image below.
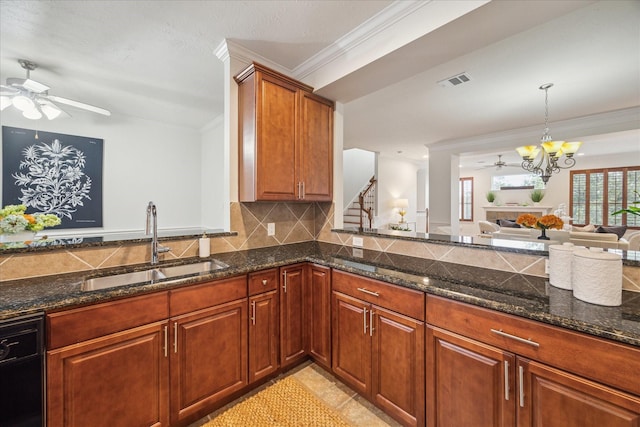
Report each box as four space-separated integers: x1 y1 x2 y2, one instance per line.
22 107 43 120
12 95 35 111
0 95 11 111
40 102 62 120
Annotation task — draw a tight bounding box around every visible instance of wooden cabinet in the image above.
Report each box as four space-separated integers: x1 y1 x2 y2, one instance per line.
47 276 250 427
518 359 640 427
306 264 332 370
235 62 334 202
426 295 640 427
248 269 280 383
168 276 248 424
47 293 170 427
427 326 516 427
280 263 307 368
169 299 247 424
332 270 425 427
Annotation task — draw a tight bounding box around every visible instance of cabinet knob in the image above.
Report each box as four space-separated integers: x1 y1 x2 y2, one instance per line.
262 279 268 286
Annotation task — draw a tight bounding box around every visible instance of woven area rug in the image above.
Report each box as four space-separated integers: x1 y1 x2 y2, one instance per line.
203 376 352 427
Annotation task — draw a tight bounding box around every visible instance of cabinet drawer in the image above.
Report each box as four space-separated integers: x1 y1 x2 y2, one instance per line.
170 276 247 316
332 270 424 321
248 269 278 296
426 295 640 396
47 291 169 349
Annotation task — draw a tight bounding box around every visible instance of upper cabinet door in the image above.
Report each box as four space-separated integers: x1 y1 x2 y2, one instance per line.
255 73 298 200
236 62 334 202
298 91 333 201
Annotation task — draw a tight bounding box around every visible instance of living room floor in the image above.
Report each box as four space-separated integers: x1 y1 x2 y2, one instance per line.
188 360 401 426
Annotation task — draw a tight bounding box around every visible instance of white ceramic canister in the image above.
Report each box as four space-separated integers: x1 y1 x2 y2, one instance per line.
199 234 211 258
572 247 622 306
548 242 574 290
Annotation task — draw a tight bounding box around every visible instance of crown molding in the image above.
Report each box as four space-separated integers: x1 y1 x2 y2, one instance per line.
214 38 291 76
428 106 640 154
292 0 432 81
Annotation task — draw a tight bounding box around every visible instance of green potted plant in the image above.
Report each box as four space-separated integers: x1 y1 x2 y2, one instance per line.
530 189 545 205
486 191 496 205
612 190 640 217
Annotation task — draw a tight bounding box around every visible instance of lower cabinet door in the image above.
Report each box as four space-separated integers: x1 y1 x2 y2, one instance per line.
517 358 640 427
47 322 170 427
170 299 248 424
372 306 425 427
427 326 516 427
332 291 371 397
307 264 331 370
249 290 280 383
280 264 306 367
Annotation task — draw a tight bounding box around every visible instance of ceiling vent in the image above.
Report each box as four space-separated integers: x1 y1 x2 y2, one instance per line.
437 72 472 88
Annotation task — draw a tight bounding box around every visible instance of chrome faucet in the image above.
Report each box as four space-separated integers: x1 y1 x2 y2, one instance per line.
146 201 170 265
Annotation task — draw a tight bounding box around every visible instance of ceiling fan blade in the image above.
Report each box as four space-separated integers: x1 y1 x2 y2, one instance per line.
6 77 50 93
47 95 111 116
1 84 21 95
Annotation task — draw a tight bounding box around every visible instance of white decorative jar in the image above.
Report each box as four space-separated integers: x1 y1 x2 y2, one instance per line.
548 242 574 290
572 247 622 306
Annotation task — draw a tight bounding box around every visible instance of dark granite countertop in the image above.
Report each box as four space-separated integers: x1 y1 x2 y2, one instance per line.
334 227 640 266
1 241 639 347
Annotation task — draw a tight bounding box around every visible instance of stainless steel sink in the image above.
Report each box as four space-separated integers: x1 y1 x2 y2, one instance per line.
82 269 167 291
158 259 229 278
81 259 229 291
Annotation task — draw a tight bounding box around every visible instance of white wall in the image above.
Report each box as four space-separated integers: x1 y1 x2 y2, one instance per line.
1 111 226 233
342 148 376 208
460 151 640 226
200 115 226 230
375 155 420 227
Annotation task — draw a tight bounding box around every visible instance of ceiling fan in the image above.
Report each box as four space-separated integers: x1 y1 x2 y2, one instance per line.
479 155 520 170
0 59 111 120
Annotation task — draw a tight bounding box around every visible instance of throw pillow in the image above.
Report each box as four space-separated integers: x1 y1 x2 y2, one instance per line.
572 224 596 232
595 225 627 240
499 219 521 228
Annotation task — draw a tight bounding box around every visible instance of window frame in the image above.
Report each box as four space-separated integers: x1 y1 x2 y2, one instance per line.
570 166 640 229
459 176 474 222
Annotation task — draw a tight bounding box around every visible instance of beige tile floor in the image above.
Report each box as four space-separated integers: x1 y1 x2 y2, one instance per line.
189 360 401 426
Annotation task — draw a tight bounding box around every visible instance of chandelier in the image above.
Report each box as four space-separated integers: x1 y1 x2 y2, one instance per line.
516 83 582 184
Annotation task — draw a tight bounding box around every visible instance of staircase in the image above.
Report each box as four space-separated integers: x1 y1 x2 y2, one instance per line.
343 176 376 229
343 201 363 228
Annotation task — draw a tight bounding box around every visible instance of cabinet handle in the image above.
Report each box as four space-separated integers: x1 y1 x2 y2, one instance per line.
490 329 540 348
282 271 287 293
357 287 380 297
251 300 256 325
297 182 302 200
301 182 305 199
369 310 375 337
163 325 168 358
504 361 510 401
262 279 267 286
173 322 178 354
518 365 525 408
363 307 368 335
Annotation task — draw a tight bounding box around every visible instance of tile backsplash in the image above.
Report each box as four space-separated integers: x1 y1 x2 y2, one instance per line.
1 200 639 293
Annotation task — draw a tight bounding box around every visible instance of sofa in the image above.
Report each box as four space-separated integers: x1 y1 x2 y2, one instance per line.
491 227 635 250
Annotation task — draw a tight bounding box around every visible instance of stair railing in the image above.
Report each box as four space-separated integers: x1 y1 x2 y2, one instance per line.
358 176 377 229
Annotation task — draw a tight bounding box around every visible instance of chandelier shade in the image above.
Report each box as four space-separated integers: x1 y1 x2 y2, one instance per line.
516 83 582 184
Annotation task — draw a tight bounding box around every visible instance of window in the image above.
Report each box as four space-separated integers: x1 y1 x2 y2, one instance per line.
491 174 544 190
570 167 640 228
459 177 473 221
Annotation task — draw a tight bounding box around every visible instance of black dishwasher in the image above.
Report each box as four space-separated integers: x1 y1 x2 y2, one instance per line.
0 313 44 427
